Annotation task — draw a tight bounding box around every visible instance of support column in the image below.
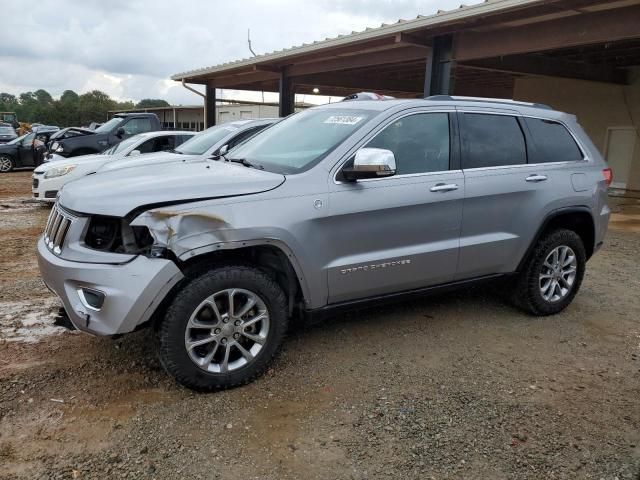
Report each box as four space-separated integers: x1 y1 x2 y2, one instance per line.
205 85 216 128
424 34 455 97
279 73 295 117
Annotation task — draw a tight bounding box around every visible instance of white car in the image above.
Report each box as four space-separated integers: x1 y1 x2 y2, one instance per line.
32 131 195 202
96 119 277 173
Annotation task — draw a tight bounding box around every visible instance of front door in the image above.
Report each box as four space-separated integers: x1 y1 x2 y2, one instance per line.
326 111 464 303
18 133 36 166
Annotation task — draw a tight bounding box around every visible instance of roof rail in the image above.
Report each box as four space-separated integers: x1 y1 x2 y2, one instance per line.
425 95 553 110
343 92 396 102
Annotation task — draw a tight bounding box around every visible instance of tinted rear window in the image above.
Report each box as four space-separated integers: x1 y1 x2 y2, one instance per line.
461 114 527 168
524 118 583 163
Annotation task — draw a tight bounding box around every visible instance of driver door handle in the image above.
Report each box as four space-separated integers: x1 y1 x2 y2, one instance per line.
430 183 459 192
526 174 548 183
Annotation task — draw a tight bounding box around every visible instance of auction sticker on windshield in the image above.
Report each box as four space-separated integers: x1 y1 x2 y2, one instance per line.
324 116 364 125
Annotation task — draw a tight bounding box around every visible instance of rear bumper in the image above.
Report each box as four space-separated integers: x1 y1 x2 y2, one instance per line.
37 238 184 335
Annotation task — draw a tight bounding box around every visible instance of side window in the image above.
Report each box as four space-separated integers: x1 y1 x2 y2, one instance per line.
122 118 152 135
365 113 450 175
152 136 173 152
134 138 157 154
461 114 526 168
227 126 266 150
524 118 583 163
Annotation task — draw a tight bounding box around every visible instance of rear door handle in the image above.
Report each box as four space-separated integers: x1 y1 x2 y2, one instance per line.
430 183 459 192
526 174 548 183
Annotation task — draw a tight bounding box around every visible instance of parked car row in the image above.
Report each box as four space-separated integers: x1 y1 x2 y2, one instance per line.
35 94 611 393
31 118 276 201
0 127 60 172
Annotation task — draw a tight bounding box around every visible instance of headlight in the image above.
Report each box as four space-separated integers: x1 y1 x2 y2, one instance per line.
51 142 64 153
44 164 77 179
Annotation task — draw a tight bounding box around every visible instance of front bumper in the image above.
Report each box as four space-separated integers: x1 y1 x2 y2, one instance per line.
37 238 184 335
32 173 64 202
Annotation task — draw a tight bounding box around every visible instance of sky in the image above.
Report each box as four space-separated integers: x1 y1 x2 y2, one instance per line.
0 0 481 105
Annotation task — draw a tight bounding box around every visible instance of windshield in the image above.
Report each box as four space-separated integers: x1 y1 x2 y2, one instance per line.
0 126 15 134
228 109 376 174
102 135 140 155
175 124 239 155
94 117 122 133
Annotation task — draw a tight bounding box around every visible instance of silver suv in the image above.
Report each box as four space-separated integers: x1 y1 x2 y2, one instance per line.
37 96 612 391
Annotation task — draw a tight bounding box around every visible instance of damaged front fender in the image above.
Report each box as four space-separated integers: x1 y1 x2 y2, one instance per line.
130 204 313 307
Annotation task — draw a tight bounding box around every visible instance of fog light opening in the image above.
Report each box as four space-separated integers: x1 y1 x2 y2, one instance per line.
77 288 105 311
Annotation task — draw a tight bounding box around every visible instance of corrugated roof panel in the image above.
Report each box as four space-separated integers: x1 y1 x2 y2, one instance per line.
171 0 546 81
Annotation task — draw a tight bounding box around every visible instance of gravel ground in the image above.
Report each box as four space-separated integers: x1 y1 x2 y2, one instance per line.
1 171 639 479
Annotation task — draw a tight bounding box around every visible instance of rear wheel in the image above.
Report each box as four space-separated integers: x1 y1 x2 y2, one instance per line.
0 155 14 172
158 265 288 391
514 229 586 316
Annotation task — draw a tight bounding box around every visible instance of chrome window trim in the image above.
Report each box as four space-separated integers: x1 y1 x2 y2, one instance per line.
332 108 456 185
339 168 464 184
462 160 588 174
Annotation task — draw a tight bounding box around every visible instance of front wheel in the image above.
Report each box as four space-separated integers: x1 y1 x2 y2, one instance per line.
157 265 289 391
514 229 586 316
0 155 14 173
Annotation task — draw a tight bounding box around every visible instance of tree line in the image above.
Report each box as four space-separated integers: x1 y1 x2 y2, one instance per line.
0 89 170 128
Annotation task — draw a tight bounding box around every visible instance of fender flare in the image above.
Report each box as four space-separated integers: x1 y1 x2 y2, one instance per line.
178 238 313 309
516 205 595 272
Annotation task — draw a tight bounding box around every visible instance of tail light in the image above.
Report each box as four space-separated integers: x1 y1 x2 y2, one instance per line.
602 168 613 186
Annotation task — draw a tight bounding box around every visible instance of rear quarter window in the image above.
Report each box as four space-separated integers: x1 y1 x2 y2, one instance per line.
524 118 583 163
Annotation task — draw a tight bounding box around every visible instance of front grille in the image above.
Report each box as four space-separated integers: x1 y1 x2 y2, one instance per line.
32 178 39 188
44 204 73 255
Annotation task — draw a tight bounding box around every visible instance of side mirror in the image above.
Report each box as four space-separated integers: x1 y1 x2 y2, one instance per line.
129 149 141 156
211 144 229 159
342 148 397 181
115 127 125 138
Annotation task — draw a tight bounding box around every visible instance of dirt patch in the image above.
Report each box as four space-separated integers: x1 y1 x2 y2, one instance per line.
0 171 639 479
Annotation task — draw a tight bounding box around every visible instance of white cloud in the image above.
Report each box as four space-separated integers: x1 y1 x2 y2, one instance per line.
0 0 480 103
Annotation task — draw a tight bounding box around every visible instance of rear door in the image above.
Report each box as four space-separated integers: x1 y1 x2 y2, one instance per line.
327 109 464 303
455 110 565 279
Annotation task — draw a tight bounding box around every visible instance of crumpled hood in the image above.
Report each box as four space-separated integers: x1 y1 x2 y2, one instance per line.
49 127 96 141
58 160 286 217
97 151 201 172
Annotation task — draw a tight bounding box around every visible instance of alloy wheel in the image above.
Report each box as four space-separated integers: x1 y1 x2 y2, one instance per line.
184 288 270 373
539 245 578 303
0 156 12 172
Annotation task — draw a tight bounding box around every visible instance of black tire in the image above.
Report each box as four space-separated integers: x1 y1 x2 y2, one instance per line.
0 155 14 173
158 265 288 391
513 229 586 316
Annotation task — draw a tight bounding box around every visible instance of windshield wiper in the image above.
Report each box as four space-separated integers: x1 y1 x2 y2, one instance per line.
167 149 183 154
227 157 263 170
